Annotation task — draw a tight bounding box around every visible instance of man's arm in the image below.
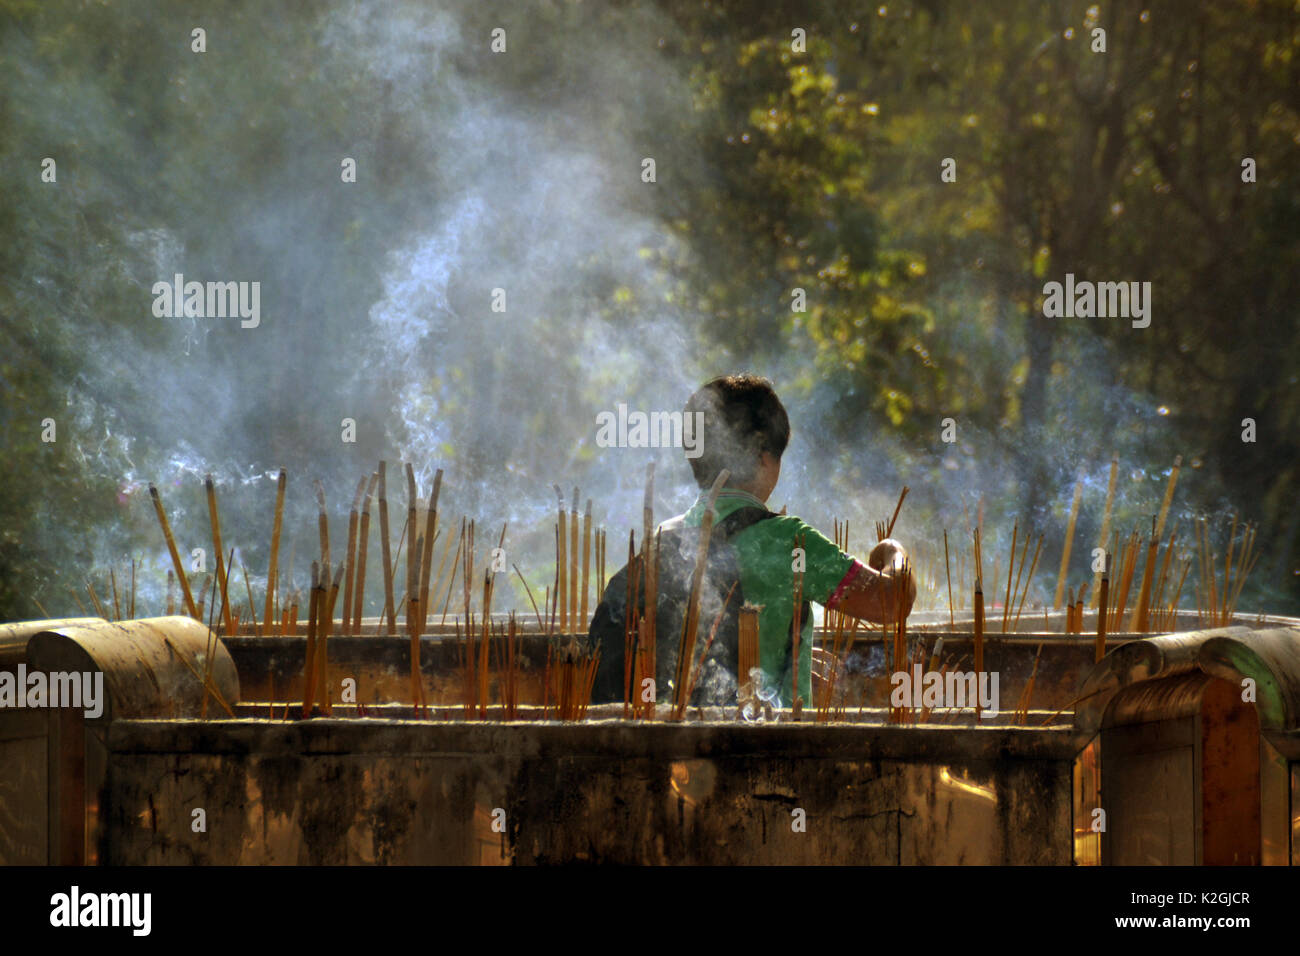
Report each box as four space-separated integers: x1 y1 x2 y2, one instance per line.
828 539 917 625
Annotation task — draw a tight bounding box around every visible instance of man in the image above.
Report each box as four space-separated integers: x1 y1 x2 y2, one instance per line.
589 374 916 707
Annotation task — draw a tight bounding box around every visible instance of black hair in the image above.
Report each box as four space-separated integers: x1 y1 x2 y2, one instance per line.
683 374 790 488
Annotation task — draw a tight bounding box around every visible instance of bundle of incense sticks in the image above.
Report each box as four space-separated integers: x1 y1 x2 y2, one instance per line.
671 471 730 719
1001 521 1018 631
425 515 455 617
545 642 601 721
1012 643 1044 725
916 637 946 722
815 615 859 723
1154 551 1193 632
1065 581 1086 632
201 551 230 717
455 618 474 717
1012 532 1042 632
300 564 342 716
1105 527 1144 633
1196 515 1259 627
681 581 739 716
738 604 760 699
499 612 521 720
1128 518 1161 632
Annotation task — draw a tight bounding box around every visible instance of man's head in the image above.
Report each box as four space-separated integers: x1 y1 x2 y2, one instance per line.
684 375 790 497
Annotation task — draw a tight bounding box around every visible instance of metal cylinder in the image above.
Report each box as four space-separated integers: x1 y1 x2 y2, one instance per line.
0 618 105 673
25 616 240 720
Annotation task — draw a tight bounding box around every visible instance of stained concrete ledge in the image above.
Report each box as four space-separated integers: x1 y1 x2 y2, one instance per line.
108 717 1088 761
101 718 1087 865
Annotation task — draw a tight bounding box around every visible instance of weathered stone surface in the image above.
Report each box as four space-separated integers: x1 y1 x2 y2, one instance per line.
103 719 1083 864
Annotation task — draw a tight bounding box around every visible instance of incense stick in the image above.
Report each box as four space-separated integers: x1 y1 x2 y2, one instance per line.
793 533 805 718
439 518 465 626
204 476 236 635
581 498 592 631
314 477 331 580
263 468 286 636
341 475 366 638
302 562 322 717
738 604 760 699
684 581 739 712
1154 455 1182 544
109 566 121 621
241 560 258 635
972 527 984 719
622 529 639 718
1130 517 1159 633
418 469 443 635
202 549 234 716
352 473 378 635
1095 553 1110 662
886 485 910 538
570 486 579 634
320 564 343 715
555 486 567 634
672 470 730 719
377 461 396 631
1002 521 1018 631
943 529 954 627
641 464 657 715
1054 477 1083 609
513 562 545 632
85 578 106 619
1088 455 1118 608
404 463 419 634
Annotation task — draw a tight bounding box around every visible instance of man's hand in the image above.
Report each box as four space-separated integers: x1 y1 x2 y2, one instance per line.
834 538 917 624
868 538 918 620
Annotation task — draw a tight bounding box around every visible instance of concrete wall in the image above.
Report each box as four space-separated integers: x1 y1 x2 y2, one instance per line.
101 719 1084 865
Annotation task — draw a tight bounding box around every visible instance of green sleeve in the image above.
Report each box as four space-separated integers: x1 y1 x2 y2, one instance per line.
787 518 857 606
